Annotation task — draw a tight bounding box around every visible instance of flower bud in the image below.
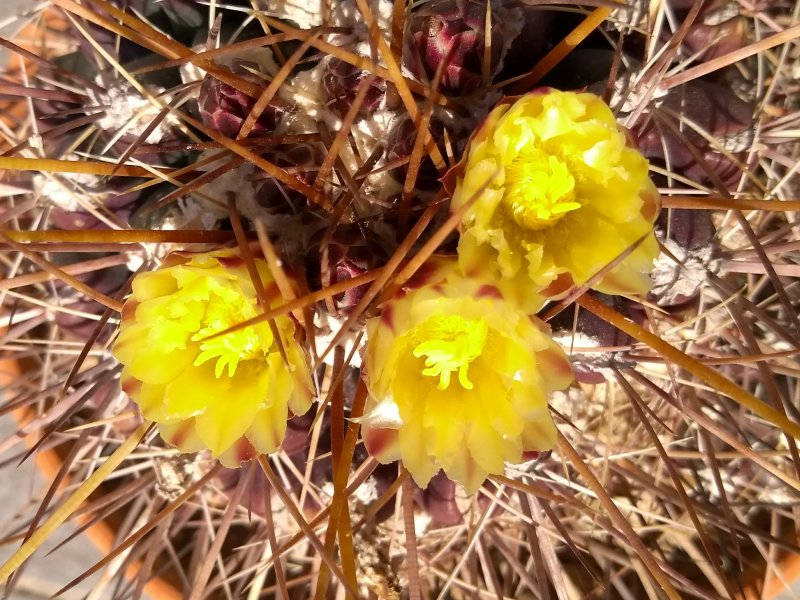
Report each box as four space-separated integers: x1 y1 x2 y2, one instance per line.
683 17 748 62
321 57 387 121
252 143 324 213
306 225 377 314
385 115 449 192
403 0 517 94
199 63 285 138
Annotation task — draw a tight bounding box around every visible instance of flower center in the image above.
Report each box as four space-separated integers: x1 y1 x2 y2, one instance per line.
504 147 580 230
191 287 272 378
411 315 488 390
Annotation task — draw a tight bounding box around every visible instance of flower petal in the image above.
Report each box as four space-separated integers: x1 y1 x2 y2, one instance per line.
194 369 269 457
520 410 558 452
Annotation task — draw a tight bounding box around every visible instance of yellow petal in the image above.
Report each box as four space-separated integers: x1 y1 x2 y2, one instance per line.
158 420 206 454
520 410 558 452
246 402 289 455
194 369 269 457
443 447 486 496
136 381 170 423
163 360 220 419
398 420 439 490
124 337 196 386
131 269 178 302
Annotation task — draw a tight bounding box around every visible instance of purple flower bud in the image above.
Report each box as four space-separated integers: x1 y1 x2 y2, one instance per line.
307 224 378 313
385 115 448 191
683 17 748 62
321 57 387 121
199 65 284 138
330 252 371 310
252 143 323 213
403 0 513 94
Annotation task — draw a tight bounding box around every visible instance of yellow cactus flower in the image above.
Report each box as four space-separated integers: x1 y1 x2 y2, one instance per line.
450 89 661 312
360 259 574 494
113 249 314 467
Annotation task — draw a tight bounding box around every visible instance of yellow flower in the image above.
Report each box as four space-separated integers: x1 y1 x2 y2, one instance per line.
450 89 660 312
113 249 313 467
360 259 573 493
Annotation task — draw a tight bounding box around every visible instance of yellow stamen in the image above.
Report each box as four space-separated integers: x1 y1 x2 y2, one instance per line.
191 286 272 378
504 148 579 230
411 315 488 390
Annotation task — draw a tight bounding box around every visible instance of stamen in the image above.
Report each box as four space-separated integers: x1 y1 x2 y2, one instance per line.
412 315 488 390
190 287 272 377
504 148 579 230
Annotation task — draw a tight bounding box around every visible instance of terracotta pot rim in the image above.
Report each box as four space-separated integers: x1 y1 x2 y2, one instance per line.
1 350 181 600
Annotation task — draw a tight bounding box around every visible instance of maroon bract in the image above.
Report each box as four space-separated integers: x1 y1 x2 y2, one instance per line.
218 402 399 522
416 471 509 527
199 67 282 138
216 463 270 517
403 0 508 94
281 410 317 457
417 471 462 526
321 57 387 121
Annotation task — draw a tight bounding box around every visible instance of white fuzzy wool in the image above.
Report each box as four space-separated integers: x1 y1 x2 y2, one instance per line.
313 310 365 368
33 171 103 213
92 85 175 144
262 0 391 33
264 0 325 29
651 237 719 304
287 60 403 207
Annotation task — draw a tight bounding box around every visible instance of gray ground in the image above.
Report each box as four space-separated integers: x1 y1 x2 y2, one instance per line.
0 3 108 598
0 418 103 600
